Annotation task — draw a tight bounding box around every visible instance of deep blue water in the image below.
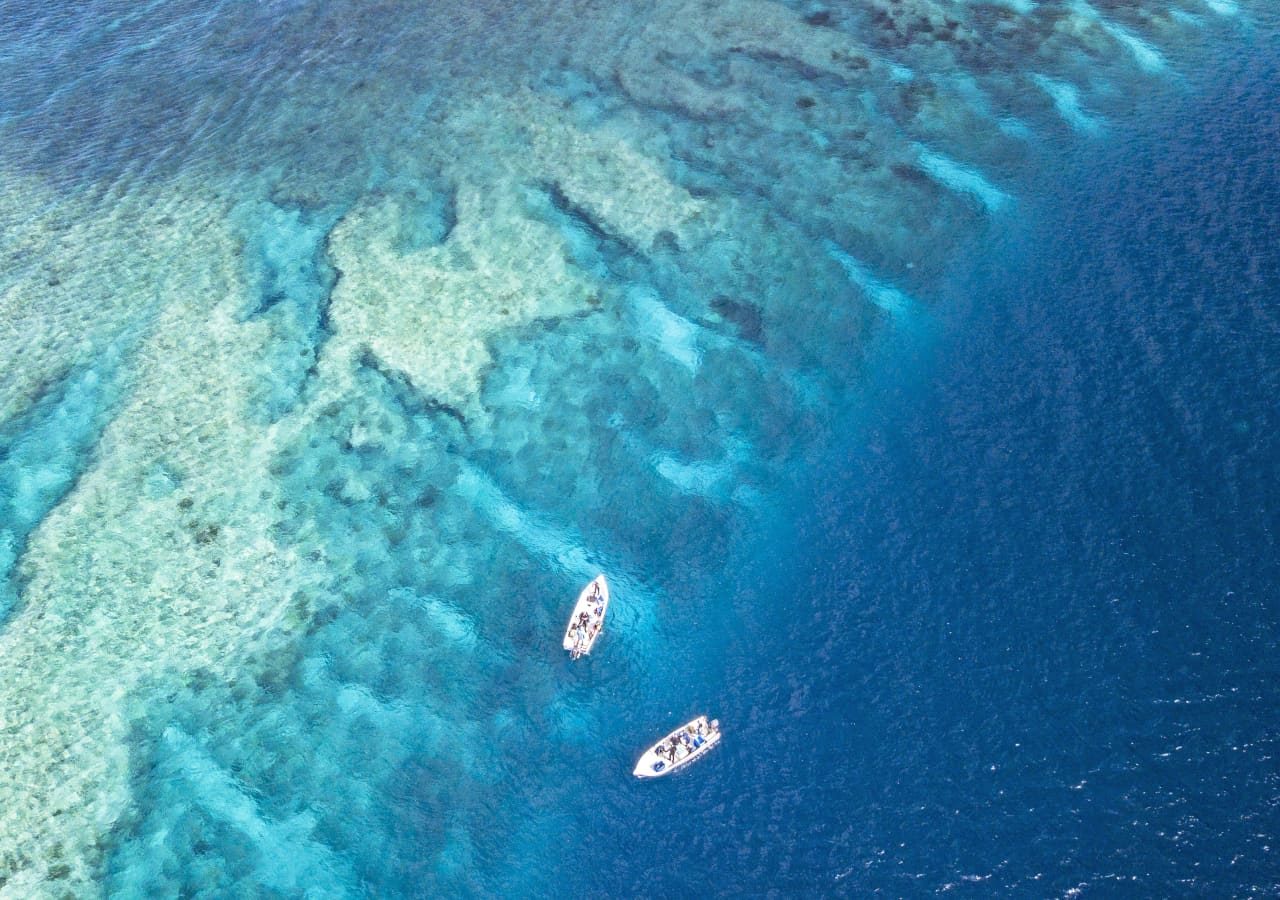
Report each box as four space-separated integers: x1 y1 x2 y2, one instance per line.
542 44 1280 897
0 1 1277 897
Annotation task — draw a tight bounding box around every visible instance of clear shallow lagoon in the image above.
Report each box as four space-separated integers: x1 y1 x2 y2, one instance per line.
0 1 1277 895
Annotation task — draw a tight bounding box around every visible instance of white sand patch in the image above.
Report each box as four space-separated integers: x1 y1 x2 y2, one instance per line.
914 146 1012 212
626 285 703 372
825 241 918 318
1033 74 1104 134
1071 1 1168 72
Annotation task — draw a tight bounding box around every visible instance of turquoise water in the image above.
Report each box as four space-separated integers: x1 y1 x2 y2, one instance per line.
0 1 1276 895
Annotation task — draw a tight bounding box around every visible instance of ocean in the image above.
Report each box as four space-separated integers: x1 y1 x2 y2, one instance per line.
0 1 1276 896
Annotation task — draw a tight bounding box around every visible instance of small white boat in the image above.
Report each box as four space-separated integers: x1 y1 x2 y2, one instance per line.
562 574 609 659
632 715 721 778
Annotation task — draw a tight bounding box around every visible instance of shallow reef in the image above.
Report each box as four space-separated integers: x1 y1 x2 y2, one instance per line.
0 0 1264 894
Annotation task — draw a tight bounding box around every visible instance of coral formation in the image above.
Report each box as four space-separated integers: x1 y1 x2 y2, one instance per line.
0 0 1258 891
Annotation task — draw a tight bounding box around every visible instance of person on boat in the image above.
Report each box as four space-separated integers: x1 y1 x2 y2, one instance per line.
573 621 591 655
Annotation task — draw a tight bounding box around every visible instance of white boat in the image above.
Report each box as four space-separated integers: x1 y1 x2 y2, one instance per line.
562 574 609 659
632 715 721 778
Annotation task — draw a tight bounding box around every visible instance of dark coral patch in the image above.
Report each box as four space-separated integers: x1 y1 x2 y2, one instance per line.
711 295 766 345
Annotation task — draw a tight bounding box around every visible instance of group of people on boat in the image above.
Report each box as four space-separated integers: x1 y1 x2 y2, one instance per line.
655 718 720 764
564 575 720 777
567 580 606 659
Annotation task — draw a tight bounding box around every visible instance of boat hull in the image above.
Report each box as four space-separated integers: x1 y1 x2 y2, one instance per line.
562 574 609 658
633 715 720 778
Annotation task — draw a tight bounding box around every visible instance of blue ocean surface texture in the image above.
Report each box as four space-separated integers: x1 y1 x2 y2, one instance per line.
0 0 1276 896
